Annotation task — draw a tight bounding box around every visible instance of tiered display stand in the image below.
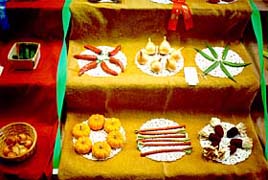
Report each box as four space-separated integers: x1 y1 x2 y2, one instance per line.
58 0 268 179
0 0 267 179
0 1 64 179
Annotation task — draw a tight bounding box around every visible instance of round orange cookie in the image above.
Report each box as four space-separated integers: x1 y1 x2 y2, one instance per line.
88 114 105 131
92 141 111 160
74 136 92 154
72 123 90 138
104 118 121 133
107 130 124 149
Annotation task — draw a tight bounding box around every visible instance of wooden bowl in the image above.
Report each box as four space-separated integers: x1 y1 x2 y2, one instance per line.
0 122 37 162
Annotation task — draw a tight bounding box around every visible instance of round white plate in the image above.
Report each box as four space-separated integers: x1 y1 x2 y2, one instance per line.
73 120 126 161
135 49 184 77
216 0 238 4
150 0 172 4
195 47 245 78
76 46 127 77
199 121 252 165
137 118 191 162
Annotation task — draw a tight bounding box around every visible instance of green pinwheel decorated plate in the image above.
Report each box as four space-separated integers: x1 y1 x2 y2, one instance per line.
195 45 251 82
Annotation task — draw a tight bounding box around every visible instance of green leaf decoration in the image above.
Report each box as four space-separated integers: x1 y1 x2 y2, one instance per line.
219 62 236 82
194 48 216 62
222 44 230 61
222 61 251 67
203 61 220 75
206 44 218 59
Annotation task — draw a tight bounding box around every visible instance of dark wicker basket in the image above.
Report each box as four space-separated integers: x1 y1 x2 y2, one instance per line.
0 122 37 162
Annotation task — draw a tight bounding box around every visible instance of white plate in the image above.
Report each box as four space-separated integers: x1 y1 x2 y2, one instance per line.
73 120 126 161
135 49 184 77
195 47 245 78
76 46 127 77
137 118 191 162
199 120 252 165
215 0 238 4
150 0 172 4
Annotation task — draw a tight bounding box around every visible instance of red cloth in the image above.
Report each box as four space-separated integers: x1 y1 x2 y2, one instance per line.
0 39 62 179
3 1 64 40
6 0 64 9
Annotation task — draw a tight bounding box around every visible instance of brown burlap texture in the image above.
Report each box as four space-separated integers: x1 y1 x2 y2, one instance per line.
59 111 267 180
59 0 267 179
66 40 259 113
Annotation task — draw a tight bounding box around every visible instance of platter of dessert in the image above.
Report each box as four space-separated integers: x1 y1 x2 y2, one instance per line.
136 118 192 162
198 117 253 165
135 37 184 77
72 114 126 161
74 45 127 77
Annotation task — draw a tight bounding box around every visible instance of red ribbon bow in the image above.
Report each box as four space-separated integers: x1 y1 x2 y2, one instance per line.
168 0 193 31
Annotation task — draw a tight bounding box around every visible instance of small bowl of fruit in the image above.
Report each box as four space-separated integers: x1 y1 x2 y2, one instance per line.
0 122 37 162
8 42 41 70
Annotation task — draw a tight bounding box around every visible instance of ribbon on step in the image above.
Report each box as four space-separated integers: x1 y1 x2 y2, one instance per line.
0 0 9 31
53 0 72 169
249 0 268 160
168 0 193 31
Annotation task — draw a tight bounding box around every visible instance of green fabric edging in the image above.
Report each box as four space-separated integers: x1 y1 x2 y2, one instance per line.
249 0 268 160
53 0 72 168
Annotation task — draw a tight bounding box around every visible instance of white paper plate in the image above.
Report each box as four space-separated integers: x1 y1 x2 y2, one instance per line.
135 49 184 77
137 118 191 162
76 46 127 77
150 0 172 4
212 0 238 4
195 47 245 78
199 120 252 165
73 120 126 161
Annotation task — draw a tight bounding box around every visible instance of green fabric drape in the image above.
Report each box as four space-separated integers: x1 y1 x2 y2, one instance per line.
53 0 72 168
249 0 268 160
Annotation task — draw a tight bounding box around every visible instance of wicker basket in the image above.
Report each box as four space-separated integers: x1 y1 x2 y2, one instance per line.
0 122 37 162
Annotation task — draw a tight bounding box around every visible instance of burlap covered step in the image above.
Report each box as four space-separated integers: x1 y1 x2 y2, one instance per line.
69 0 251 41
66 39 258 113
58 110 267 180
66 0 257 113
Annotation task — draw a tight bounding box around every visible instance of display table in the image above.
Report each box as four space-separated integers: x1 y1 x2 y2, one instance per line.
0 0 65 178
57 0 268 179
59 110 267 180
0 1 63 169
0 39 62 179
69 0 251 41
66 39 259 113
66 0 258 112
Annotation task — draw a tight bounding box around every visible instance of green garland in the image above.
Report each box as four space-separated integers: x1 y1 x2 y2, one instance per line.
249 0 268 160
53 0 72 168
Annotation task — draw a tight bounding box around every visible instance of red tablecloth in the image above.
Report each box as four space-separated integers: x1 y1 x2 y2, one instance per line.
0 39 62 179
